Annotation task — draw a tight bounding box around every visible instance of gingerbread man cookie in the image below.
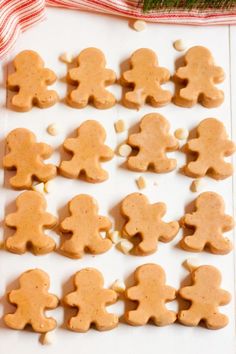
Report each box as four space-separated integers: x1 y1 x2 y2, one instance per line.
7 50 58 112
4 269 59 333
125 264 176 326
178 265 231 329
63 268 118 332
181 192 234 254
5 191 57 255
3 128 57 189
121 48 171 109
127 113 178 173
121 193 179 255
67 48 116 109
184 118 236 180
60 194 112 259
174 46 225 108
60 120 114 183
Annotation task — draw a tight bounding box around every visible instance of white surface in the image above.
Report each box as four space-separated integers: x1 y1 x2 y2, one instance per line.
0 8 235 354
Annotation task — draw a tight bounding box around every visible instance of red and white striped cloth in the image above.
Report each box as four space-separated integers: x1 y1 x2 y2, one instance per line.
1 0 236 59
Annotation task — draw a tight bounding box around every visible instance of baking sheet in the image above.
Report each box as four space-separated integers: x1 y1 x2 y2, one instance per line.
0 8 235 354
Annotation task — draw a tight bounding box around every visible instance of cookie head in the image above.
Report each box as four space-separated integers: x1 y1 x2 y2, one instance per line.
196 192 224 211
14 50 44 71
193 265 221 287
136 263 165 283
131 48 157 67
140 113 170 134
79 48 105 67
79 120 106 141
20 269 49 290
74 268 103 288
17 190 46 210
70 194 98 215
185 46 213 65
122 193 148 215
198 118 226 139
7 128 34 149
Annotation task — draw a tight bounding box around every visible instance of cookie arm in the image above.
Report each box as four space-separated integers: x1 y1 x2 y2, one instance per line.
100 145 114 161
217 289 231 305
43 68 57 84
187 139 201 152
3 154 16 169
128 133 142 147
36 143 53 159
166 135 179 150
222 214 234 232
60 217 73 232
68 67 80 82
179 286 193 300
164 286 176 301
7 73 20 88
45 294 59 309
63 138 78 153
212 66 225 83
224 140 236 156
104 69 116 84
104 289 118 305
5 213 19 227
175 67 188 80
122 70 134 84
98 216 112 231
126 286 141 301
155 67 170 83
43 213 57 228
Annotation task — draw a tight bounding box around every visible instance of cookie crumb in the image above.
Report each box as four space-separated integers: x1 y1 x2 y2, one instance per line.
47 123 59 136
173 39 187 52
136 176 147 190
133 20 147 32
118 239 133 254
59 52 73 64
183 257 201 272
44 180 54 194
40 331 55 345
32 182 45 194
118 144 132 157
190 179 202 193
174 128 189 140
111 279 126 293
114 119 126 133
107 230 121 244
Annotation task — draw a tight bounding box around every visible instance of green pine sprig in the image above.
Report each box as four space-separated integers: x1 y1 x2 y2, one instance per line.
142 0 236 11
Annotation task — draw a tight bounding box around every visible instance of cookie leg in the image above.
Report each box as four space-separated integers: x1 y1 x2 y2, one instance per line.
127 155 149 172
150 89 172 107
31 235 56 255
126 309 149 326
10 171 32 189
32 316 57 333
94 90 116 109
36 165 56 182
85 165 108 183
37 90 58 109
205 313 228 329
153 310 176 326
4 312 27 330
95 312 118 331
125 90 146 109
178 309 201 327
11 93 32 112
186 160 208 178
182 234 205 252
209 236 232 255
153 158 176 173
202 87 224 108
6 236 27 254
60 238 84 259
138 237 157 255
88 237 112 255
68 313 91 332
68 88 89 108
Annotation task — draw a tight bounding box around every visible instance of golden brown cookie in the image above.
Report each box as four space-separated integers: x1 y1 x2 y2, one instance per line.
125 264 176 326
60 120 114 183
7 50 58 112
127 113 178 173
181 192 234 254
121 48 171 109
63 268 118 332
60 194 112 259
67 48 116 109
5 191 57 255
121 193 179 255
4 269 59 333
174 46 225 108
184 118 236 180
178 265 231 329
3 128 57 189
